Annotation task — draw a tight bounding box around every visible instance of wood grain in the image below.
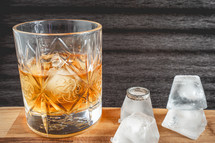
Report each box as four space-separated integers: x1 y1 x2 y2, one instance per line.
1 33 215 108
0 0 215 108
0 107 21 137
0 107 215 143
4 0 215 10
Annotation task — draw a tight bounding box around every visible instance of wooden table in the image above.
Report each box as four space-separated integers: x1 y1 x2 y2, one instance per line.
0 107 214 143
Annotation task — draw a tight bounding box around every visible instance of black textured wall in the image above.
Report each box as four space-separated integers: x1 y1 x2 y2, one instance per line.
0 0 215 109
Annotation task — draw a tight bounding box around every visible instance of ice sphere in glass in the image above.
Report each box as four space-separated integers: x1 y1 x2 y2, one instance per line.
120 87 154 122
167 75 207 110
111 112 160 143
162 109 207 140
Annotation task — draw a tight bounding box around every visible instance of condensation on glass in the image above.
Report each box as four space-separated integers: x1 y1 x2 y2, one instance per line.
13 19 102 138
120 87 154 122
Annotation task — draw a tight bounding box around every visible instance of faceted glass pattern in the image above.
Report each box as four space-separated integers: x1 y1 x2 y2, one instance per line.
13 20 102 137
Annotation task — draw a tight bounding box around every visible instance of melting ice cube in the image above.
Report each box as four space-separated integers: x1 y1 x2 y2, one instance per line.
167 75 207 110
111 112 159 143
120 87 154 123
162 109 207 140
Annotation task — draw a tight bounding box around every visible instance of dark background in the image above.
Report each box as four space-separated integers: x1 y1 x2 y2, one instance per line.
0 0 215 109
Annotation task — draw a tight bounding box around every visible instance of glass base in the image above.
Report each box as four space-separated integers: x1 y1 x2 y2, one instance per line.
25 102 102 138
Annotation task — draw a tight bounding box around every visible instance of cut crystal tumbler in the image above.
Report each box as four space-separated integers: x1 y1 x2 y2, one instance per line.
13 19 102 138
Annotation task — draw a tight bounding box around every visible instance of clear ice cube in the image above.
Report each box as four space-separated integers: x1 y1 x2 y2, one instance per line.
51 53 65 68
45 69 76 95
120 87 154 123
162 109 207 140
120 96 154 122
111 112 160 143
167 75 207 110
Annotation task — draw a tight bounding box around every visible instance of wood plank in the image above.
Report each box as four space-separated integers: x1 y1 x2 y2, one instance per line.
0 107 215 143
0 107 22 137
1 32 215 108
4 0 215 9
1 1 215 109
2 14 215 35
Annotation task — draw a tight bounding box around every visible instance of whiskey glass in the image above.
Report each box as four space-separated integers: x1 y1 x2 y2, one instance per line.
13 19 102 138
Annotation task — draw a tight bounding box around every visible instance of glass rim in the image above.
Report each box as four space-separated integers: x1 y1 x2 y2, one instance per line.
126 87 150 100
12 19 102 36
